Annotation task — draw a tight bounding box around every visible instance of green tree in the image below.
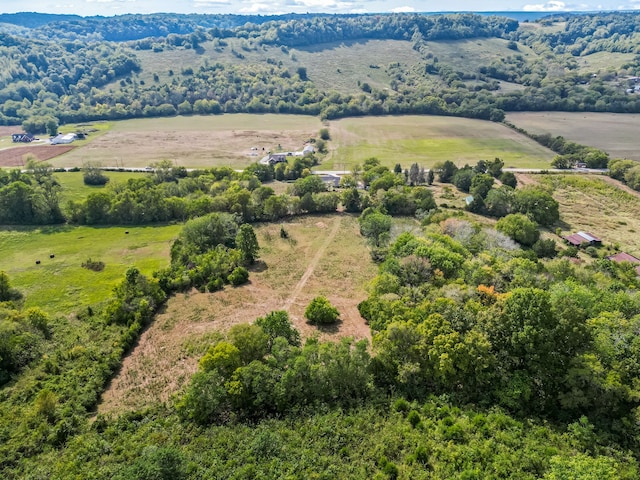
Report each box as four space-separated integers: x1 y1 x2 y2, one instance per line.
305 296 340 325
359 210 392 247
485 186 514 217
342 187 362 213
199 341 241 376
435 160 458 183
319 128 330 140
608 158 635 181
470 173 494 199
496 213 540 246
514 187 559 226
228 323 269 365
82 161 109 186
235 224 259 265
0 271 21 302
426 169 435 185
624 165 640 190
255 310 301 350
452 168 475 192
499 171 517 188
292 175 326 197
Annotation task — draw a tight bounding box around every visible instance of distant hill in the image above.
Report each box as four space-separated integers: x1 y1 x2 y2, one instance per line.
0 11 639 127
0 12 82 28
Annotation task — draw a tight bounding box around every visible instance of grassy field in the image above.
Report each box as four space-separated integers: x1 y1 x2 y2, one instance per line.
423 38 540 76
131 38 424 96
0 224 181 314
98 213 380 413
323 115 555 170
507 112 640 161
527 174 640 256
573 52 636 74
294 39 423 94
56 171 150 203
50 114 322 169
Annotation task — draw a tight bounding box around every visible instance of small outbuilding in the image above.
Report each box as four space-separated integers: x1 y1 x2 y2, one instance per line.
564 231 602 247
606 252 640 275
12 133 34 143
50 133 77 145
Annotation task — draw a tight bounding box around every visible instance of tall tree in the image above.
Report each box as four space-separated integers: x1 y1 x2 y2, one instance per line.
235 223 259 265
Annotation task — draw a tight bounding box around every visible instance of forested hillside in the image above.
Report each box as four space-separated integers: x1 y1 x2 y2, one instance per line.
1 11 640 130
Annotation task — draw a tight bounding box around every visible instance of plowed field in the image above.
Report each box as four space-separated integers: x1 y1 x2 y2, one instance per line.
0 145 75 166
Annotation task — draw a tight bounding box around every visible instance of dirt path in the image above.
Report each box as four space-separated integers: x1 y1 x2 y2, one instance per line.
283 216 342 311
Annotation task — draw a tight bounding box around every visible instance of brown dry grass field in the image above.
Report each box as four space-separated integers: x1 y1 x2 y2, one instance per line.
507 112 640 161
51 114 322 169
98 213 380 414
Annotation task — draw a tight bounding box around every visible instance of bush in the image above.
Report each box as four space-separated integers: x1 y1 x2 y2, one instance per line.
228 266 249 286
305 296 340 325
81 258 105 271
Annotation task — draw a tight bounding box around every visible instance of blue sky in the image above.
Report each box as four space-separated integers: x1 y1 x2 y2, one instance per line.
2 0 640 16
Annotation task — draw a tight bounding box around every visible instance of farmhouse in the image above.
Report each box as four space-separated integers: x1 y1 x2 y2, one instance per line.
268 153 288 165
317 173 340 188
303 144 315 155
606 252 640 276
50 133 76 145
12 133 34 143
563 231 602 247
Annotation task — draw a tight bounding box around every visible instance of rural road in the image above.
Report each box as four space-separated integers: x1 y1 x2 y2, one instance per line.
88 167 608 175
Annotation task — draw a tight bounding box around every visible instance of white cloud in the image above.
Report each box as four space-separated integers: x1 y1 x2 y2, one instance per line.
239 2 278 13
392 6 415 12
290 0 355 9
522 1 568 11
194 0 231 5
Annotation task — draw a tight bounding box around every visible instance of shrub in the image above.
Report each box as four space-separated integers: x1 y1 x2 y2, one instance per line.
408 410 421 428
305 296 340 325
81 258 105 271
228 267 249 286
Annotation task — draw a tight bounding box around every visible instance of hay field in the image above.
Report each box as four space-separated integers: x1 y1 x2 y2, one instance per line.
507 112 640 161
323 115 555 170
49 114 322 169
98 213 379 413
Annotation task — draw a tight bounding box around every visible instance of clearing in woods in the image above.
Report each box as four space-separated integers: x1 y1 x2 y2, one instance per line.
507 112 640 161
98 214 379 414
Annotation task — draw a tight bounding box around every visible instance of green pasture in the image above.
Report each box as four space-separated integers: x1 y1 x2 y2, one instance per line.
56 171 150 204
323 115 555 170
0 224 181 314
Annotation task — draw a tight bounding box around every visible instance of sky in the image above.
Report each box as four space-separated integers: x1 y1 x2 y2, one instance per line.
1 0 640 17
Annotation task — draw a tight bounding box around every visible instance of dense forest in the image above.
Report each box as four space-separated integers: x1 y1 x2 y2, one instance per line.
1 11 640 129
